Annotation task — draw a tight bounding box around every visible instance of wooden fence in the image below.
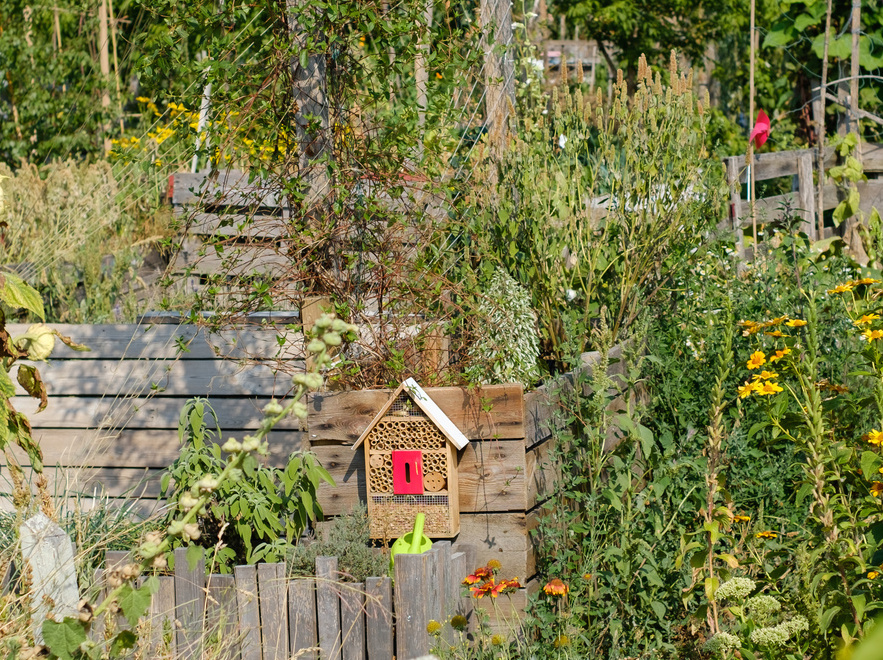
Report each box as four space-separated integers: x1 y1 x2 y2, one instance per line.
100 543 476 660
723 142 883 253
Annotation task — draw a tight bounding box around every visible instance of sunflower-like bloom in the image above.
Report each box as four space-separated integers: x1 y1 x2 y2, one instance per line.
785 319 807 327
543 579 568 596
747 350 766 370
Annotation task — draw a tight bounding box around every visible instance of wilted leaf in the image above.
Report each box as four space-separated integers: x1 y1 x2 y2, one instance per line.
16 364 47 412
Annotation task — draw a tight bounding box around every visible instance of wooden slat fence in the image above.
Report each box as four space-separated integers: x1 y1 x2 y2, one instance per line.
723 142 883 253
96 544 474 660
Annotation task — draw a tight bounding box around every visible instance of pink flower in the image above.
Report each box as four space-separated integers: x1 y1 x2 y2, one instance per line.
749 109 771 149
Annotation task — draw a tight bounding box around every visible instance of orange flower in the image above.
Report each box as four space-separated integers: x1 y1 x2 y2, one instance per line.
463 566 493 585
768 347 791 363
491 578 521 597
872 482 883 498
543 579 568 596
471 580 496 598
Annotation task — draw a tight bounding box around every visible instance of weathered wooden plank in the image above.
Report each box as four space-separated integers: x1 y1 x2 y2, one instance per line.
449 549 474 633
339 583 365 660
174 546 206 659
235 564 262 660
289 578 318 660
0 465 165 503
13 358 295 397
526 434 557 509
311 440 529 516
456 512 538 579
316 556 342 660
180 211 288 239
172 171 281 207
206 574 239 659
170 241 293 278
426 545 445 629
146 575 177 658
306 383 524 444
797 150 817 238
257 563 288 660
14 396 301 431
394 552 430 660
365 577 392 660
6 324 306 361
433 541 452 621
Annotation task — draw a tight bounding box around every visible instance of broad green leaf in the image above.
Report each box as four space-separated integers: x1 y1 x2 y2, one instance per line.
704 576 719 601
820 605 841 631
862 452 883 482
186 543 203 571
42 617 88 660
718 553 739 568
0 273 45 319
0 368 15 398
117 582 154 627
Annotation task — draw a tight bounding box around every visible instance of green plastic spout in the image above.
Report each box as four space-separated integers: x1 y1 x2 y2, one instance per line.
408 513 425 554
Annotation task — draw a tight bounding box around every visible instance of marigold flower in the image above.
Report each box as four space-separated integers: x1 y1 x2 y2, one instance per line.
752 370 779 381
785 319 807 327
733 515 751 523
866 430 883 445
738 381 758 399
768 347 791 363
756 531 778 540
855 314 881 326
869 571 880 579
764 330 787 338
862 329 883 341
755 381 784 396
872 482 883 498
543 579 568 596
746 351 766 370
828 283 855 294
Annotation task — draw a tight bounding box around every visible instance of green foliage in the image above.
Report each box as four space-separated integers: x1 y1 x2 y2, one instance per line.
464 268 540 386
287 504 386 583
160 397 334 571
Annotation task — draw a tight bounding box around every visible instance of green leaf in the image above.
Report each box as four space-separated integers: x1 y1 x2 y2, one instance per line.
117 583 153 627
109 630 137 655
820 605 841 631
0 273 45 319
704 576 719 601
42 617 88 660
186 543 203 571
0 368 15 399
862 452 883 482
793 13 818 32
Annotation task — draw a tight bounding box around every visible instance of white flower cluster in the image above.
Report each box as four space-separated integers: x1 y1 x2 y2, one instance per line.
714 577 756 602
745 594 781 622
703 632 740 655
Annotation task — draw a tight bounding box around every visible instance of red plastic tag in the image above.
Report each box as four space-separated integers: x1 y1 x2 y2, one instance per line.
392 450 424 495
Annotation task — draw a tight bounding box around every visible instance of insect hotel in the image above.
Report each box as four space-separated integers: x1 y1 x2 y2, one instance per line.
352 378 469 538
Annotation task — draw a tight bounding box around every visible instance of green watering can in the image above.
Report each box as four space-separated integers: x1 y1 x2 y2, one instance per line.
388 513 432 575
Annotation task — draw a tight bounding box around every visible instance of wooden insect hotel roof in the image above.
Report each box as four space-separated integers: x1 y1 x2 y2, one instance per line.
352 378 470 451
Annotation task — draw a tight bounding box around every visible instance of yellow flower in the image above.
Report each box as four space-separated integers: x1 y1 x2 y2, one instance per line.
756 531 778 540
450 615 468 631
862 329 883 341
869 571 880 579
491 634 504 646
543 579 568 596
766 316 788 326
426 620 442 635
738 381 758 399
764 330 788 338
852 278 882 285
785 319 807 327
553 635 570 648
769 348 792 364
747 351 766 370
755 381 784 396
866 430 883 445
733 515 751 523
752 371 779 381
872 482 883 498
855 314 881 326
828 283 855 294
136 96 150 103
487 559 502 571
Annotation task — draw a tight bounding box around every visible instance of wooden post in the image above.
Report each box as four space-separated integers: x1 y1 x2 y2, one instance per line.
258 563 289 660
818 0 834 239
174 546 205 659
415 1 433 134
289 578 319 660
206 574 238 658
316 556 342 660
235 564 262 660
108 0 124 135
339 584 366 660
394 552 431 660
481 0 516 161
288 0 330 205
98 0 112 154
147 576 177 657
797 151 817 239
850 0 862 156
748 0 757 256
365 578 393 660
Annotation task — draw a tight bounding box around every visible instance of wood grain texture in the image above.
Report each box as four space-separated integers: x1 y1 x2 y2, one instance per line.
455 511 538 579
394 553 430 660
172 171 281 207
147 575 177 658
364 577 392 660
170 241 292 278
206 574 238 659
307 383 524 444
181 211 288 239
449 549 474 633
14 358 294 397
174 546 205 659
6 324 305 361
288 578 318 660
526 435 557 509
13 396 301 431
316 556 342 660
257 563 288 660
234 565 262 660
339 583 365 660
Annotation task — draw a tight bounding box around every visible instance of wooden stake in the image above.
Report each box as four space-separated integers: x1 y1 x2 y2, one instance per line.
817 0 834 239
415 0 432 134
748 0 757 257
98 0 112 154
851 0 862 152
53 7 62 51
108 0 125 135
481 0 516 163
